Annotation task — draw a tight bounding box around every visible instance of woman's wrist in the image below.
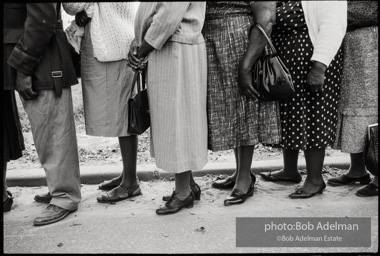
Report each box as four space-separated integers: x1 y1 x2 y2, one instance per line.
311 61 327 73
137 40 155 59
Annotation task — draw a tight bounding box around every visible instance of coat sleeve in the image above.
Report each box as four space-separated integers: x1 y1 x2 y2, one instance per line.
311 1 347 67
7 3 58 75
144 2 191 50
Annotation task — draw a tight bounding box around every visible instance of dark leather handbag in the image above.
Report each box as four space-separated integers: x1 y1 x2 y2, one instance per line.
252 24 295 101
364 123 378 176
128 70 150 135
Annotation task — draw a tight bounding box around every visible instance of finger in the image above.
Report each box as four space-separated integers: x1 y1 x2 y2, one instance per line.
129 62 139 70
244 82 260 99
20 90 32 100
250 86 261 99
27 88 38 99
244 87 259 101
128 60 140 69
247 91 259 101
129 56 141 67
18 91 27 101
310 84 321 94
24 89 37 100
130 54 141 63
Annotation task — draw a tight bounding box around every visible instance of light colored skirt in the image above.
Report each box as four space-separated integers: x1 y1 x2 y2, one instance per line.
334 114 378 153
80 24 134 137
333 26 378 153
147 41 208 173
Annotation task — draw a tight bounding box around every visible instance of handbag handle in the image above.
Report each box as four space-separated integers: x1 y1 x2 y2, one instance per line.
130 70 146 94
130 70 146 108
254 23 277 56
368 123 378 141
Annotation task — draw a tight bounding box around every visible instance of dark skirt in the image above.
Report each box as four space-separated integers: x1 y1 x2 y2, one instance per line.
272 1 343 150
3 90 25 162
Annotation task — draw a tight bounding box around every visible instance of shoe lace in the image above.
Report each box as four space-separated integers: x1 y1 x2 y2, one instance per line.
166 192 177 205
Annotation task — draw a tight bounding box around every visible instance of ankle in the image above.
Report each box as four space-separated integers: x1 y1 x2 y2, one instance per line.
305 177 324 187
345 169 368 178
120 180 139 188
276 169 300 177
175 189 191 200
229 172 238 180
283 170 300 176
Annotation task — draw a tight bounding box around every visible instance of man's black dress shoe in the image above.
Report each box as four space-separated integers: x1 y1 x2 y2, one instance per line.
356 183 378 197
34 191 52 204
33 204 76 226
162 183 201 201
3 191 13 212
289 182 326 199
224 176 255 206
327 173 371 186
260 170 302 183
156 191 194 215
212 172 256 189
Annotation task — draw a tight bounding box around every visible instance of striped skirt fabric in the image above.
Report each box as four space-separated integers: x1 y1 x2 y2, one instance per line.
147 41 208 173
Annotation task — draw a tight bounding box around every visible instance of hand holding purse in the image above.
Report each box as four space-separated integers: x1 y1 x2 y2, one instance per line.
128 70 150 135
251 24 295 101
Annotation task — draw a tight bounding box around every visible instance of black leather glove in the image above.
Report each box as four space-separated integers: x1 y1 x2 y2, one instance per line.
75 10 91 27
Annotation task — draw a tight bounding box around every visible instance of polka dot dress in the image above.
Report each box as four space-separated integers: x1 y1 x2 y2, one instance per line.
271 1 343 150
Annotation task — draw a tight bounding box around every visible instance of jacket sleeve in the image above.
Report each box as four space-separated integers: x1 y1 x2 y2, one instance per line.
311 1 347 67
7 3 58 75
144 2 191 50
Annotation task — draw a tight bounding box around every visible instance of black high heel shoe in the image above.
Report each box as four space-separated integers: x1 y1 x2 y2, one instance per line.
289 182 326 199
156 191 195 215
3 191 13 212
213 171 256 189
162 183 201 201
224 175 256 206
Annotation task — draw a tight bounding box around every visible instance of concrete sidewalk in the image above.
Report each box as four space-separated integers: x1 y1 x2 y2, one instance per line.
7 155 351 187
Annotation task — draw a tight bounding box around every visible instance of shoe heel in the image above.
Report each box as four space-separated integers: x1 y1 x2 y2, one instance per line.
194 193 201 200
187 202 194 209
248 190 254 197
